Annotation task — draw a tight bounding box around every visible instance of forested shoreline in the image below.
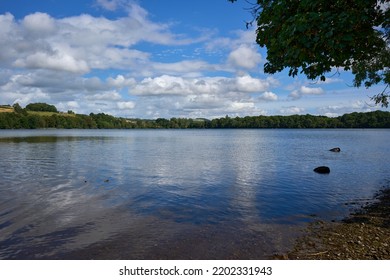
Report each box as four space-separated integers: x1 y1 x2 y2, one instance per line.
1 103 390 129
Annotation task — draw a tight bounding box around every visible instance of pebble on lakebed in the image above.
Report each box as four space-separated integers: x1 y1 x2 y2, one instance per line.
276 188 390 260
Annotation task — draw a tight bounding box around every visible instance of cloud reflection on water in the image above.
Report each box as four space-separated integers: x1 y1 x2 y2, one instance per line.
1 129 389 259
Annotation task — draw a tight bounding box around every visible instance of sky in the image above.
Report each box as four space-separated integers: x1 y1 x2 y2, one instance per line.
0 0 388 119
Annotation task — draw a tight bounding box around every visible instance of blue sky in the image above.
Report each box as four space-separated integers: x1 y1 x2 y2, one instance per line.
0 0 388 118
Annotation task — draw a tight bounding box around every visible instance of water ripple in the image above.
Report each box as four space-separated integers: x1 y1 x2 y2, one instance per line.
0 129 389 259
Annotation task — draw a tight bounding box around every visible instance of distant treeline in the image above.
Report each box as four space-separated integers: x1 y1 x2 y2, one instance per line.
1 103 390 129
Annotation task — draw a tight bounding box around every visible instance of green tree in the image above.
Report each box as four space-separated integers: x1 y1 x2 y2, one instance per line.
26 102 58 112
229 0 389 106
12 103 27 115
155 118 170 128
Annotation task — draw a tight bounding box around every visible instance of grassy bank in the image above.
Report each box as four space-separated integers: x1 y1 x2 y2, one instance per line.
26 111 75 117
0 106 14 113
279 187 390 260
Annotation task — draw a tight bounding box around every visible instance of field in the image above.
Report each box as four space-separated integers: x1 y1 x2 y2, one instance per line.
0 106 14 113
0 105 75 117
27 111 75 117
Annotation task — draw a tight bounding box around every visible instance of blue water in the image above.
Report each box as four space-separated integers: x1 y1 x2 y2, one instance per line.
0 129 389 259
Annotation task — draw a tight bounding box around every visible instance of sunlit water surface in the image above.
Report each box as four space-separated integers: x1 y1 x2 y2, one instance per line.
0 129 389 259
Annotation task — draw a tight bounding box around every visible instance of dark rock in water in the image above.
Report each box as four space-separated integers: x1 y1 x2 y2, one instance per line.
329 147 341 152
314 166 330 174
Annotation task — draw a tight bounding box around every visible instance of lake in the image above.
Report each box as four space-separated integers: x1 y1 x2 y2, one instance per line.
0 129 389 259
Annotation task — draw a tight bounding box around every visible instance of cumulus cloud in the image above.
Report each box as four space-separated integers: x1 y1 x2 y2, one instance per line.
107 75 136 88
228 101 255 111
259 91 278 101
0 3 207 75
228 44 262 69
280 106 305 115
55 101 80 113
117 101 136 109
67 101 80 109
289 85 324 100
22 12 56 35
0 3 286 119
140 93 262 119
235 75 268 92
300 86 324 95
318 101 374 117
130 74 273 96
14 51 90 73
132 75 190 95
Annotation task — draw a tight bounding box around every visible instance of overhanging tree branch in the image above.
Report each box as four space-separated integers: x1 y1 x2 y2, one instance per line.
228 0 390 107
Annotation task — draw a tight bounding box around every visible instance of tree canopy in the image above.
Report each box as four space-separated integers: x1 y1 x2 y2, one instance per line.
1 103 390 129
25 102 58 113
229 0 390 106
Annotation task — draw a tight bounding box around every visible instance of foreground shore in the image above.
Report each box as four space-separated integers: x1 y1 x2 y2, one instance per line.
278 187 390 260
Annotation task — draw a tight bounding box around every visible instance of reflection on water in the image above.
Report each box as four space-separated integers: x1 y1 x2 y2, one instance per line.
0 135 106 143
0 129 389 259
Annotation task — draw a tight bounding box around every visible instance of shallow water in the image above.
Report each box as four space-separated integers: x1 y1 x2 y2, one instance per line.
0 129 389 259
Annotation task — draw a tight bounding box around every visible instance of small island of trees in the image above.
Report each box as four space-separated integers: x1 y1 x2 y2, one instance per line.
0 103 389 129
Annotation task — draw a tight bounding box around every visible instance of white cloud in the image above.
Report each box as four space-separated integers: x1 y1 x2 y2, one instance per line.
259 91 278 101
228 44 262 69
96 0 125 11
56 101 80 113
132 75 190 95
86 91 122 101
117 101 136 109
0 13 15 34
5 88 50 107
130 74 273 96
143 94 262 119
280 106 305 115
0 3 207 75
0 3 274 119
183 94 221 109
0 68 270 119
67 101 80 109
22 12 56 35
228 101 255 111
2 2 381 119
14 51 90 73
289 85 324 100
235 75 268 92
300 85 324 95
119 73 279 118
107 75 136 88
0 14 22 66
318 101 374 117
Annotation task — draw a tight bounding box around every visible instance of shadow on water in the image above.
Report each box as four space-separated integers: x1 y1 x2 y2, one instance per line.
0 135 114 144
0 222 95 259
